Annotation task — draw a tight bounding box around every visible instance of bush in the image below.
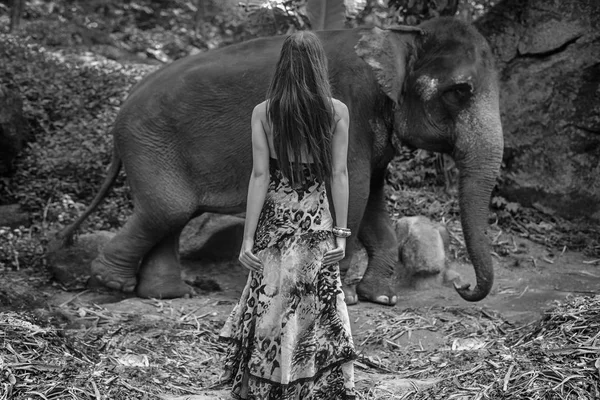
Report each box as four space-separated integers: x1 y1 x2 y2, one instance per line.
0 34 157 226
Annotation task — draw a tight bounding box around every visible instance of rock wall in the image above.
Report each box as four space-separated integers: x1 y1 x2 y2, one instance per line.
476 0 600 220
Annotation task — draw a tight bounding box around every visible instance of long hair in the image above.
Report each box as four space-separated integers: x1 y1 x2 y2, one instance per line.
266 30 335 185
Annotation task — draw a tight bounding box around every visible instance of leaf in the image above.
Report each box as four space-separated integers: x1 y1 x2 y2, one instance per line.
305 0 346 30
505 202 520 214
491 196 507 208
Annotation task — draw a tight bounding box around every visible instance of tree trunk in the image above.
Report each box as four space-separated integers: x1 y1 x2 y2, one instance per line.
475 0 600 222
9 0 25 33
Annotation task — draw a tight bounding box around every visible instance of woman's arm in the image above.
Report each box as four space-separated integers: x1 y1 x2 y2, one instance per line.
330 102 350 231
323 100 350 265
239 102 270 273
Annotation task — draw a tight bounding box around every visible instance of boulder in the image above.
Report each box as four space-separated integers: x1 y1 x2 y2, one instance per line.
47 231 114 288
179 213 245 261
344 216 459 290
0 85 31 176
394 216 456 289
476 0 600 220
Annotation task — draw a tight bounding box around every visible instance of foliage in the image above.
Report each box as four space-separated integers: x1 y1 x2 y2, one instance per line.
391 147 446 188
0 33 149 214
387 0 460 25
0 0 500 63
243 1 309 37
0 32 149 269
0 0 292 62
385 147 461 231
491 195 521 221
305 0 346 30
353 0 498 27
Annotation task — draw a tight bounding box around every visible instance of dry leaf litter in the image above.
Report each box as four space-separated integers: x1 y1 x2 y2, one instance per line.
0 295 598 399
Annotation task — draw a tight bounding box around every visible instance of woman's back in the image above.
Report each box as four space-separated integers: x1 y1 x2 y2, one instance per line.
261 98 345 166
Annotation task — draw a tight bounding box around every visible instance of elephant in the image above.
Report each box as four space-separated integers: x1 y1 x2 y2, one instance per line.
53 16 503 306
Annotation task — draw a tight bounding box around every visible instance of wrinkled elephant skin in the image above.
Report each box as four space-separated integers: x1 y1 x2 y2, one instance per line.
55 17 503 305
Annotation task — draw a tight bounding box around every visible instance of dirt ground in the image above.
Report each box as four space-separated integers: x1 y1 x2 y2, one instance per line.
1 231 599 399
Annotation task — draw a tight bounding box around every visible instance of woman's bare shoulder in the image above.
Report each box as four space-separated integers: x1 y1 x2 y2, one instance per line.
253 100 268 118
331 98 349 122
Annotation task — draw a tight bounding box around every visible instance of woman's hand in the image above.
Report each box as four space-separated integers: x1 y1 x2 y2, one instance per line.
239 240 263 274
323 237 346 265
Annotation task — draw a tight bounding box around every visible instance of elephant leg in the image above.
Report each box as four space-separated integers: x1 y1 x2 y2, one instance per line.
356 169 398 306
90 173 197 294
90 212 166 293
136 227 193 299
338 163 371 306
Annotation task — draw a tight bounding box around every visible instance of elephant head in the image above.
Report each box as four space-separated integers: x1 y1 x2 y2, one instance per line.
356 18 504 302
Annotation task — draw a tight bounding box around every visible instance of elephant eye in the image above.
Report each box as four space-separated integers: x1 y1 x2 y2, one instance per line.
441 83 473 106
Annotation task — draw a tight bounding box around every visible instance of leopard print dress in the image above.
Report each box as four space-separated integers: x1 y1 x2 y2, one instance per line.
219 157 357 400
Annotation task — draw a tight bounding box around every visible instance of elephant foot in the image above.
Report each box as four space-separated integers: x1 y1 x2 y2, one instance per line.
342 284 359 306
356 278 397 306
90 255 137 293
136 273 196 299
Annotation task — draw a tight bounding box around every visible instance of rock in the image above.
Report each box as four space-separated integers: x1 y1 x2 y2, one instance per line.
179 214 245 261
0 85 31 176
476 0 600 221
343 216 459 290
0 204 30 228
394 216 454 289
47 231 114 288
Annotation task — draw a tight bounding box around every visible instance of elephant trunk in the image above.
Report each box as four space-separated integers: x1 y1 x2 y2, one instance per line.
453 94 504 302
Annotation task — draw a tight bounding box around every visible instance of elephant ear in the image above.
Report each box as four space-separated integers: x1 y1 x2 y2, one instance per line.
355 26 422 104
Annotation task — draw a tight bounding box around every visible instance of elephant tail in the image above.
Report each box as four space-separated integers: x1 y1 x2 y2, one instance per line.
48 147 122 250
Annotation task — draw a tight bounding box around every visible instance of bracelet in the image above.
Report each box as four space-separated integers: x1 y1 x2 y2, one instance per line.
332 226 351 238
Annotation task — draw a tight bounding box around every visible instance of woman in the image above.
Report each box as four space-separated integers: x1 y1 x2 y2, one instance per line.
219 30 356 399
